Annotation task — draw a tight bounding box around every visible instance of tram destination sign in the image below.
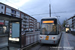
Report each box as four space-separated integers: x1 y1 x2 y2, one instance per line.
42 20 54 23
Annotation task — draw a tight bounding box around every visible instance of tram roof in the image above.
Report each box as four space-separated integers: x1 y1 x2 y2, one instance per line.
42 17 57 19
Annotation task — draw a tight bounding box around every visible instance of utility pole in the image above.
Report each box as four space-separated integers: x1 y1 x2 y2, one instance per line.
49 4 51 17
49 0 51 17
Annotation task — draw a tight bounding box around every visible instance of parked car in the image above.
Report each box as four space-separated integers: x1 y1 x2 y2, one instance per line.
24 29 29 32
29 29 33 32
66 30 69 33
35 29 40 31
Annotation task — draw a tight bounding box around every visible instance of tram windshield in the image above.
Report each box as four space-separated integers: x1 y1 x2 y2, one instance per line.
41 24 57 35
40 19 57 35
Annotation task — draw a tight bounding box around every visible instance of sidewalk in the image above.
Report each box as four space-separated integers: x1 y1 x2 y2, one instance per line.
67 33 75 50
0 34 20 50
0 47 20 50
0 43 8 48
63 32 73 50
0 42 20 50
0 36 8 49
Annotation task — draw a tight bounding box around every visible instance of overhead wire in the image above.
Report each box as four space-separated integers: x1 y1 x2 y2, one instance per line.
31 10 75 16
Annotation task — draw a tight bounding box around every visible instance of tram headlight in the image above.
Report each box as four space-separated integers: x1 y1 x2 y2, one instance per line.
52 37 55 39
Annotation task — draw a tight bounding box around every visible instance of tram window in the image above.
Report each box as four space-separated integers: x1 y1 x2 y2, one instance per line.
42 29 45 35
1 12 3 14
41 23 57 35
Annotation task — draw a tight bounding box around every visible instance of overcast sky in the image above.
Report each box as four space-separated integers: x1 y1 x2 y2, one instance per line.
0 0 75 23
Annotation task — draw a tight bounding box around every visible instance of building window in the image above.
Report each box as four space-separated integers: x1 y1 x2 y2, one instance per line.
12 10 15 13
21 13 24 19
1 12 3 14
11 9 16 17
17 11 20 14
6 13 11 16
1 6 3 9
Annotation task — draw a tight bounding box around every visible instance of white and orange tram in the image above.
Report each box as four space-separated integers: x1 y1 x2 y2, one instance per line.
39 17 62 45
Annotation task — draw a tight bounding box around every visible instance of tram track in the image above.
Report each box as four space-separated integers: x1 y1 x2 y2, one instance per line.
49 46 51 50
37 44 58 50
37 44 44 50
29 43 59 50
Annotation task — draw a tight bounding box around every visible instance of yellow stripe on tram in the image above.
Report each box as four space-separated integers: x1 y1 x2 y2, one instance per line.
45 36 49 40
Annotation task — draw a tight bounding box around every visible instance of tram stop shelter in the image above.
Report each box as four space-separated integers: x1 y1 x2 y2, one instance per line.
0 13 22 49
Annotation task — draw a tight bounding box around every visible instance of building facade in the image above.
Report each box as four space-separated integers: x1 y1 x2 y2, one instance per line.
0 2 37 31
72 16 75 29
37 22 40 29
66 18 72 28
66 16 75 30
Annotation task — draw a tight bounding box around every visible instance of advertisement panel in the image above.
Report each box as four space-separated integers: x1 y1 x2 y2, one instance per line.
12 23 20 38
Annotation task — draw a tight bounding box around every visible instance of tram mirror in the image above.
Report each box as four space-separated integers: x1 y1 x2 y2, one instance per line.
12 23 20 38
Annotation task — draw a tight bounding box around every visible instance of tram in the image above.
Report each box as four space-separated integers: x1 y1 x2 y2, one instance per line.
39 17 62 45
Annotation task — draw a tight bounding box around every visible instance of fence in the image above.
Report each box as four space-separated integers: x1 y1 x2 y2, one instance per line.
21 31 40 48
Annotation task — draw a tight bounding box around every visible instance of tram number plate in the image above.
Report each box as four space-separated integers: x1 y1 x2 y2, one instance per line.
45 36 49 40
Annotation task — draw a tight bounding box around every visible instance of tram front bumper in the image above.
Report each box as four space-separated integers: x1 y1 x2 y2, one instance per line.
39 40 59 44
